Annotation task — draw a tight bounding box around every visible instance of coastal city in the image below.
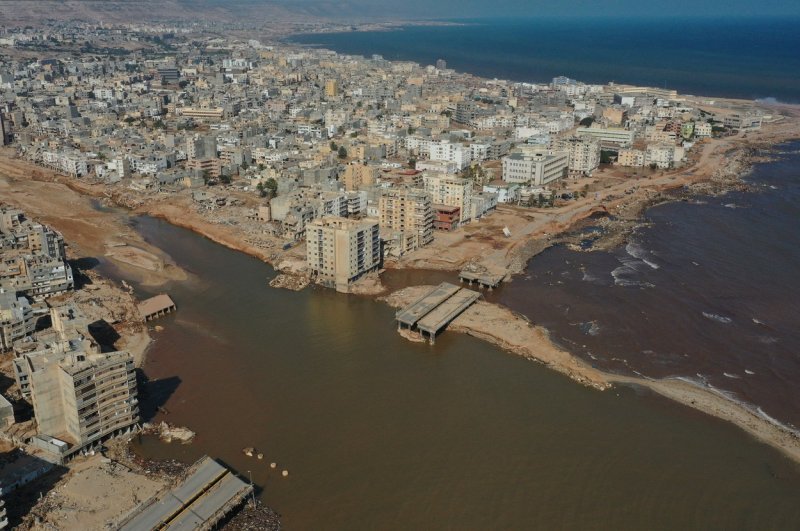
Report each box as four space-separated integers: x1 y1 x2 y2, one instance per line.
1 10 800 531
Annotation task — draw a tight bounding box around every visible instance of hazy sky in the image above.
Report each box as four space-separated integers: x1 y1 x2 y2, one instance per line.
258 0 800 19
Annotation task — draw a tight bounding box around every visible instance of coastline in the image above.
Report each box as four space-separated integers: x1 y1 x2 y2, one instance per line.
382 285 800 465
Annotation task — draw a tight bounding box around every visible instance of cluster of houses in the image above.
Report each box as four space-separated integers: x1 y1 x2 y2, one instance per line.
1 208 139 476
0 21 766 293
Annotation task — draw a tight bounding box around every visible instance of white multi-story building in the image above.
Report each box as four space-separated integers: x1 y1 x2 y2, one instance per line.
427 140 472 170
501 150 569 186
645 144 685 169
694 122 713 138
575 127 635 147
306 217 381 293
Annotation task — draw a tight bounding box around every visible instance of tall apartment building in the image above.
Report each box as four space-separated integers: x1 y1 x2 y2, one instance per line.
645 143 685 169
422 173 473 223
551 136 601 176
0 255 74 300
501 150 569 186
185 135 217 160
378 189 434 255
342 162 376 191
427 140 472 170
1 208 66 259
12 305 138 461
325 79 339 98
306 216 380 293
22 349 138 460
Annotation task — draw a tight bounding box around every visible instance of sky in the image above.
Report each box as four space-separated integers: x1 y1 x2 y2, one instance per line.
253 0 800 19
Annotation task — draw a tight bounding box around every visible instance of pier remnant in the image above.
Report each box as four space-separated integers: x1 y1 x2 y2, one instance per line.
138 294 176 322
117 456 253 530
458 270 504 290
395 282 481 343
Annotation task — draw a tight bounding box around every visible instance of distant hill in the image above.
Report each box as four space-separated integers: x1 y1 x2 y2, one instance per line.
0 0 404 26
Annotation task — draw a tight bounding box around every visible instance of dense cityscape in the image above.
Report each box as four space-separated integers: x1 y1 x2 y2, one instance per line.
0 13 798 531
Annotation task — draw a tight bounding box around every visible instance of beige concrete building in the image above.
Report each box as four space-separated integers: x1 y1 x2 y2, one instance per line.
306 216 381 292
325 79 339 98
378 189 434 255
13 306 138 461
616 148 645 167
342 162 376 191
422 173 474 223
23 348 138 460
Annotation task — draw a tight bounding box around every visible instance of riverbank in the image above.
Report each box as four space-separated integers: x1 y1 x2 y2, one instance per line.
0 151 187 288
382 285 800 465
2 108 799 473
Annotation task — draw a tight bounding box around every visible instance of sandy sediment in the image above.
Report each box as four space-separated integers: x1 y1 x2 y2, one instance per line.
0 153 186 287
383 286 611 390
383 285 800 465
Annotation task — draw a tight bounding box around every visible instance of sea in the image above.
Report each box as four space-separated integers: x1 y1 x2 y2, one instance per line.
288 17 800 102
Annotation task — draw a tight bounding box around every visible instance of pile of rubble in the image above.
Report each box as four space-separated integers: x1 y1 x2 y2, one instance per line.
141 421 195 444
269 273 310 291
222 500 282 531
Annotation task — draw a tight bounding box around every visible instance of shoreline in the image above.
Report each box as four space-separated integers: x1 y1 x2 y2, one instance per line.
382 286 800 465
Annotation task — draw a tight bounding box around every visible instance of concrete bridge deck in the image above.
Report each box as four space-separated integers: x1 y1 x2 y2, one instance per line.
395 282 481 343
395 282 461 328
458 270 505 289
118 456 252 531
417 288 481 342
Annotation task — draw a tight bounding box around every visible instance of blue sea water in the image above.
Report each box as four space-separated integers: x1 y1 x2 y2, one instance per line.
289 17 800 101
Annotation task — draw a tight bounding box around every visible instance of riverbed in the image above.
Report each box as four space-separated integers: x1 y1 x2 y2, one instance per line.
124 216 800 530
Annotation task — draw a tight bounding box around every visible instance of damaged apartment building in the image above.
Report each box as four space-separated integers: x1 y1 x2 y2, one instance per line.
12 304 138 463
0 207 74 300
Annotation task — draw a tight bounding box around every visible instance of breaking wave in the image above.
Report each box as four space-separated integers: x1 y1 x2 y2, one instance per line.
702 312 732 324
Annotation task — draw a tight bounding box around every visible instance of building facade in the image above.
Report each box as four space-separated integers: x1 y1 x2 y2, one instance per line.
501 150 569 186
378 188 434 254
422 173 473 223
306 217 381 293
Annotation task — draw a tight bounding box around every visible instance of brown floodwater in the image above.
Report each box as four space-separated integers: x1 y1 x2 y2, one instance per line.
115 216 800 530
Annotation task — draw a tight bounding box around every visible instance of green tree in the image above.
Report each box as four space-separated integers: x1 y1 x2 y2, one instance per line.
330 141 338 151
338 146 348 159
579 117 594 127
264 178 278 198
219 174 232 185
